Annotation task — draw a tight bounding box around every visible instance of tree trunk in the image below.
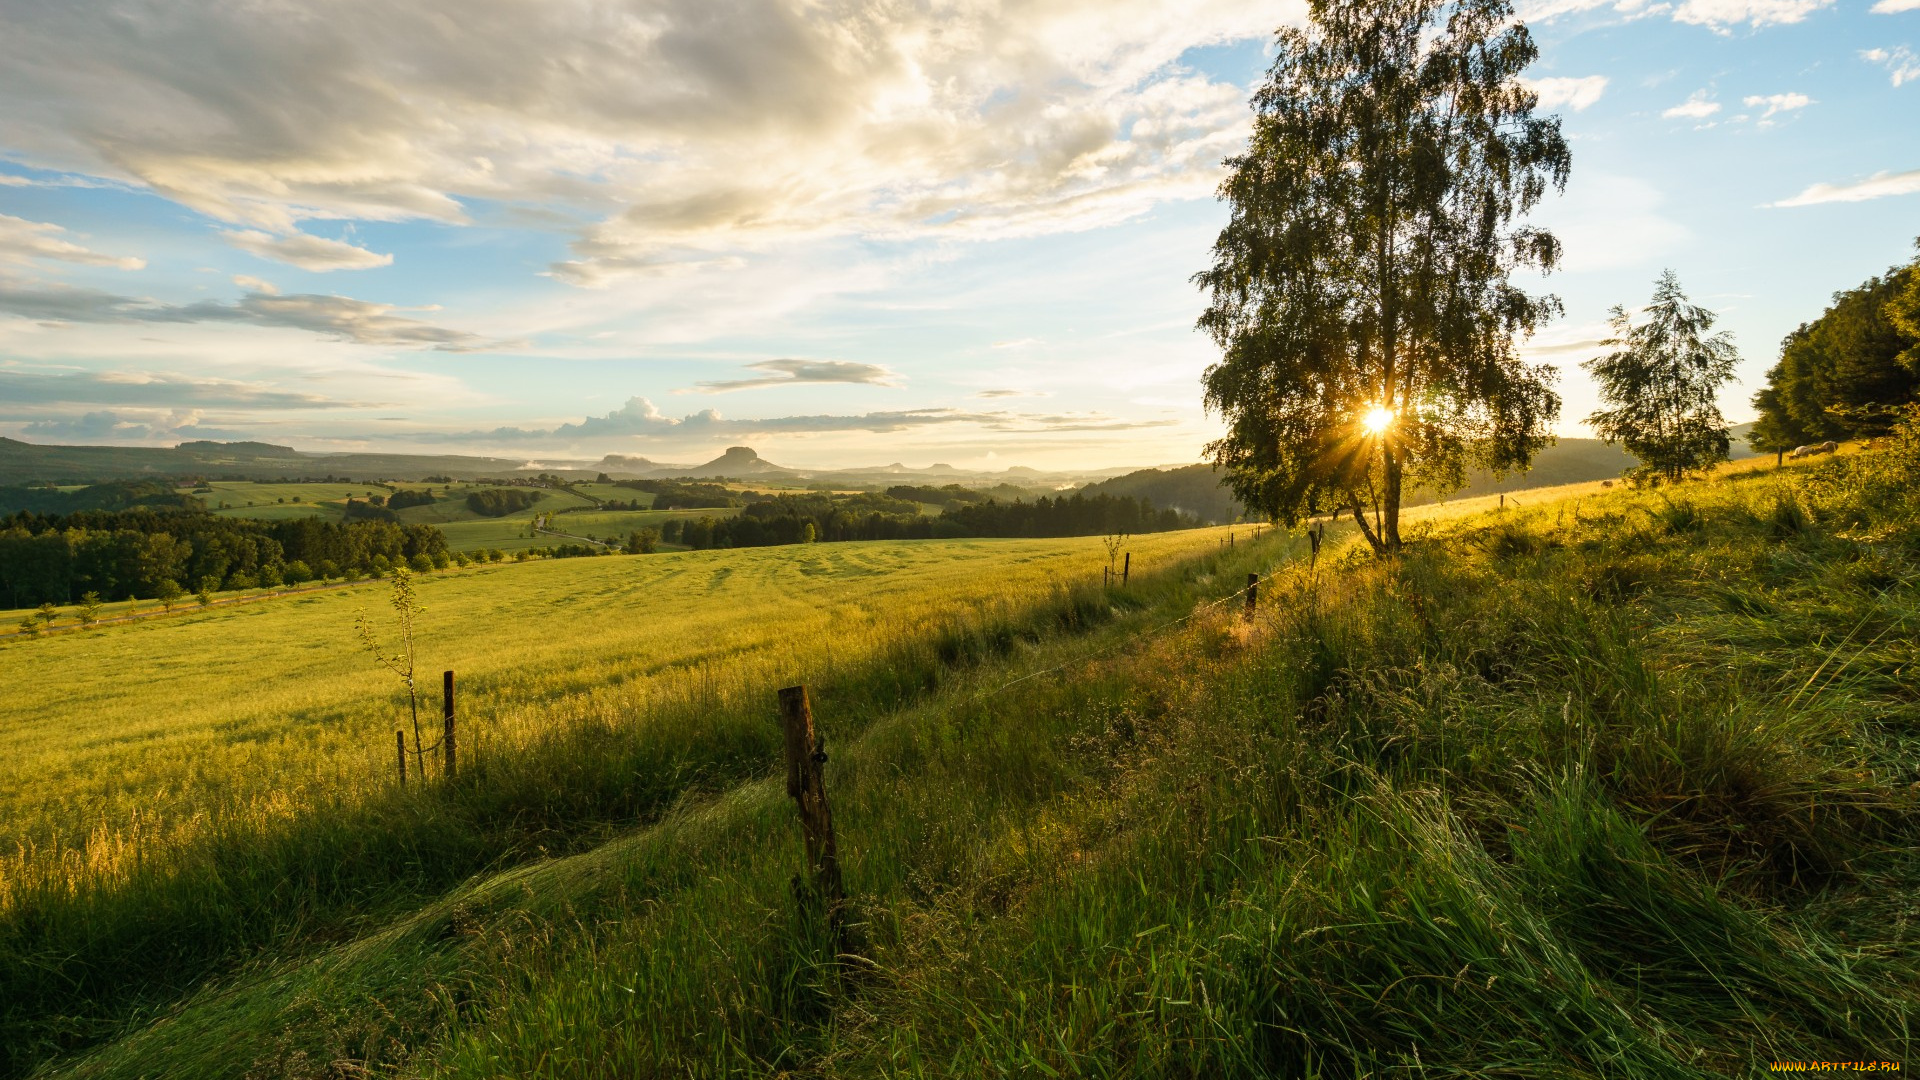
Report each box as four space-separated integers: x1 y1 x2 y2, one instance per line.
1382 444 1404 551
1347 496 1385 554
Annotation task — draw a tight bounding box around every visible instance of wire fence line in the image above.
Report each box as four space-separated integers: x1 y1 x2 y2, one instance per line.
954 530 1315 709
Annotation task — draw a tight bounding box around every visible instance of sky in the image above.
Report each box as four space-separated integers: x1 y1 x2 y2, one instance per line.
0 0 1916 471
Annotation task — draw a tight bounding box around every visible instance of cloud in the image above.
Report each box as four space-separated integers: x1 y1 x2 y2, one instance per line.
222 229 394 271
1771 168 1920 207
1872 0 1920 12
231 274 278 294
976 388 1049 398
1671 0 1832 27
1526 0 1834 25
1742 92 1812 118
0 0 1292 283
1862 46 1920 87
0 368 356 409
14 409 261 443
687 359 903 393
1662 91 1721 119
0 276 492 349
432 395 1176 445
0 214 144 269
1526 76 1610 111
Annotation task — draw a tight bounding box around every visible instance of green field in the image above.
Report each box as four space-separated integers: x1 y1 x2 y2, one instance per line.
0 528 1231 876
182 479 600 530
4 447 1916 1078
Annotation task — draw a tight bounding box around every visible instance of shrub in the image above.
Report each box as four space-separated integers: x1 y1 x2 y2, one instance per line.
466 489 542 517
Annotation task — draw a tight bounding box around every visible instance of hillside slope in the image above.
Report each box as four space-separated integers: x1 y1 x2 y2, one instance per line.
27 435 1920 1078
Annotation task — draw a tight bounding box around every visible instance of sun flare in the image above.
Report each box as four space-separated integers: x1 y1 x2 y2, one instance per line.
1362 406 1395 435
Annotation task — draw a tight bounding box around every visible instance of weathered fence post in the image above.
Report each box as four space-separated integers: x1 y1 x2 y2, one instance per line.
1122 552 1130 587
779 685 843 918
1245 572 1259 621
442 669 456 781
395 730 407 787
1308 522 1324 572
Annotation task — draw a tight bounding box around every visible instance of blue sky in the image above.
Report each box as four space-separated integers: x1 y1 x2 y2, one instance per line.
0 0 1915 470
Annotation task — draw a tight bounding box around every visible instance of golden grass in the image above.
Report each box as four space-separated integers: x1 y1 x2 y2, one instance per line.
0 528 1232 902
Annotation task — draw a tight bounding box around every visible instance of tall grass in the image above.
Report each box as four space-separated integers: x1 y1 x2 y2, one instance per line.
0 528 1251 1074
30 447 1918 1078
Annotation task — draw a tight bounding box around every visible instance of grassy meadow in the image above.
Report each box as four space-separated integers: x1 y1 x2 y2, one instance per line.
5 442 1916 1077
0 525 1246 1073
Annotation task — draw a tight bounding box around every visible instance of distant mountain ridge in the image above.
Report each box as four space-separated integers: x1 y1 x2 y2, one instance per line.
0 427 1764 491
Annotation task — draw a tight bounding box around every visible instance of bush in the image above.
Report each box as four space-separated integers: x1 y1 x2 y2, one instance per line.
466 489 542 517
284 560 313 584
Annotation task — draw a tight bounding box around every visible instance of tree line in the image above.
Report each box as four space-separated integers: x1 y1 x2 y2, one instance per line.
0 509 450 607
611 478 743 509
1749 246 1919 452
660 491 1196 551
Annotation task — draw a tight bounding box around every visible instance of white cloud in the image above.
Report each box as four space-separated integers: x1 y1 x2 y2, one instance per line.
428 395 1177 448
1862 46 1920 87
1742 92 1812 118
1662 91 1722 119
0 0 1296 287
0 214 144 269
1771 168 1920 207
0 367 357 409
1872 0 1920 12
1527 75 1610 111
222 230 393 271
0 275 494 349
231 274 278 294
1671 0 1833 27
687 359 903 393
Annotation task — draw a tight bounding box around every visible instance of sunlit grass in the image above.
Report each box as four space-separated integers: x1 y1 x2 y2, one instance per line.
0 528 1232 893
32 451 1914 1079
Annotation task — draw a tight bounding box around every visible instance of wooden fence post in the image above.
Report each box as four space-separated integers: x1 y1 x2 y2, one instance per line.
442 669 456 781
1308 522 1324 571
1245 572 1259 621
395 730 407 787
1122 552 1130 587
778 685 843 916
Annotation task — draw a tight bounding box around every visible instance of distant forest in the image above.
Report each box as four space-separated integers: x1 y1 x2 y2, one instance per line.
663 491 1194 550
0 510 449 606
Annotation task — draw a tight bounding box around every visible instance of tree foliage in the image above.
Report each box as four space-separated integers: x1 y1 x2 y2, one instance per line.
0 509 446 607
1196 0 1568 553
1583 270 1739 483
1749 247 1919 449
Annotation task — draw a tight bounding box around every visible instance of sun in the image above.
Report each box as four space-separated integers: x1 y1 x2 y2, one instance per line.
1362 406 1395 435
